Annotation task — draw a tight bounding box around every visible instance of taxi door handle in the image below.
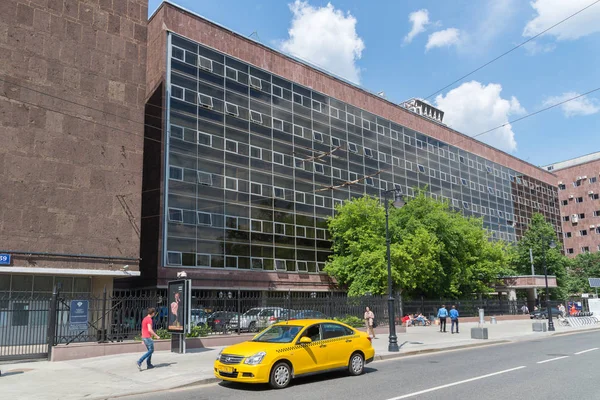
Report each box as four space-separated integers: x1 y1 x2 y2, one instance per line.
320 344 327 348
345 339 352 343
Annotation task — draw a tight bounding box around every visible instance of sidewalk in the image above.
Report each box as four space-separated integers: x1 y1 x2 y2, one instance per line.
1 319 598 400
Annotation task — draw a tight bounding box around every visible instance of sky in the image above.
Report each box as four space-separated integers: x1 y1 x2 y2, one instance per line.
149 0 600 167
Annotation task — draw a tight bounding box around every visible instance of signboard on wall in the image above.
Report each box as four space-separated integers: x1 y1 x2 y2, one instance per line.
167 280 187 333
0 254 11 265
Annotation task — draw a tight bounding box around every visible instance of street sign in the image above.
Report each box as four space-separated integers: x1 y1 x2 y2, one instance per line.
0 254 11 265
69 300 89 330
588 278 600 288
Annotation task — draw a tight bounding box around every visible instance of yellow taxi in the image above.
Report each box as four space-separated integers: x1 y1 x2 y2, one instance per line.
214 319 375 389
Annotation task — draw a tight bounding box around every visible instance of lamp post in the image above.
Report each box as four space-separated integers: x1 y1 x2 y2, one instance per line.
541 236 557 332
383 188 405 352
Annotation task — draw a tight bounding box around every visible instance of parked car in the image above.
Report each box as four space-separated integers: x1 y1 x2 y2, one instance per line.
207 311 239 332
214 319 374 389
288 310 330 320
530 307 561 319
229 307 287 332
191 309 209 326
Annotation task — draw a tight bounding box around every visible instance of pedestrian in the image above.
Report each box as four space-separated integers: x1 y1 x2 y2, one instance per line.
437 304 448 333
450 305 459 334
521 304 529 315
364 306 376 339
137 307 160 371
558 303 566 317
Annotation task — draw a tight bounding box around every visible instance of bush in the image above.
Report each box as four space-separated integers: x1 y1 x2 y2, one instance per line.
187 324 211 338
334 315 364 328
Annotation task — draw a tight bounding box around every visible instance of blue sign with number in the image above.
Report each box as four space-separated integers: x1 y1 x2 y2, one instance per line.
70 300 89 330
0 254 10 265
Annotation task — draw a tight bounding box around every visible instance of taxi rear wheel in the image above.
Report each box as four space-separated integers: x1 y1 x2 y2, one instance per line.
348 352 365 376
269 361 292 389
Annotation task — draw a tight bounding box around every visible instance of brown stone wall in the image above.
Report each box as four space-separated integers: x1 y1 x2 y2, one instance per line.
0 0 148 271
555 159 600 257
149 3 556 186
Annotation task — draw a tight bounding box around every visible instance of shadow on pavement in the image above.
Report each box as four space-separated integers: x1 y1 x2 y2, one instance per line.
150 362 177 369
186 348 217 354
0 371 25 377
219 367 378 391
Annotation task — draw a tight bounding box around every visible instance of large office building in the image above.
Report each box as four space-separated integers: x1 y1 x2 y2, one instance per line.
544 152 600 257
0 0 148 296
139 2 562 293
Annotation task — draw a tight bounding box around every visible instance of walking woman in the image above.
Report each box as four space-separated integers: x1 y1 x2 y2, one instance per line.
364 306 376 339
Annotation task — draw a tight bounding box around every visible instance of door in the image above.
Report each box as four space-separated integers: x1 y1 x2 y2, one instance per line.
321 323 355 368
291 324 328 375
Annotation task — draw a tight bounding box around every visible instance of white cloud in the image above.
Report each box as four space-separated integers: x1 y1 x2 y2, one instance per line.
523 0 600 40
522 40 556 55
404 9 430 44
280 1 365 84
435 81 526 152
543 92 600 117
426 28 461 51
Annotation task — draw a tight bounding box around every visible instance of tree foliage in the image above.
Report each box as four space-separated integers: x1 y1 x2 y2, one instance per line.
325 192 511 298
513 213 569 299
565 252 600 295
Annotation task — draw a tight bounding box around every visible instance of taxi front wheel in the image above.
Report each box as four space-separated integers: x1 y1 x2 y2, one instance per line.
348 352 365 376
269 361 292 389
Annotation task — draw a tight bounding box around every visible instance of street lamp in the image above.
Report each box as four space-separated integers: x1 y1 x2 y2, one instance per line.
542 236 557 332
383 188 405 352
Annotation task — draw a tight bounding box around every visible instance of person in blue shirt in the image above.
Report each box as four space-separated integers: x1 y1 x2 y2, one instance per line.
449 305 460 334
437 305 448 333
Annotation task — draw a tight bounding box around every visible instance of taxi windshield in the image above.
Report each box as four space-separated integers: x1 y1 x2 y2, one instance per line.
252 325 302 343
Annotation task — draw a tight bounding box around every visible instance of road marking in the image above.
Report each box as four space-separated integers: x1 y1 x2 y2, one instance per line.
574 348 599 355
537 356 569 364
385 366 526 400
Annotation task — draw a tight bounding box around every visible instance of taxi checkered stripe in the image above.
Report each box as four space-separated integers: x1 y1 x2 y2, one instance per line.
276 334 361 353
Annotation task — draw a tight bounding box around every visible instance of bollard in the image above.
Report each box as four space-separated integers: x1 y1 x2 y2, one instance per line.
479 308 485 325
490 316 497 324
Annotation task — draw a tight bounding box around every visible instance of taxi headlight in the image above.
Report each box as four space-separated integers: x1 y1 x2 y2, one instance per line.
216 350 223 361
244 351 266 365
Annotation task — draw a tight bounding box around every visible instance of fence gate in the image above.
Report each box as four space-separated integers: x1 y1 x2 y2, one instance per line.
0 293 50 361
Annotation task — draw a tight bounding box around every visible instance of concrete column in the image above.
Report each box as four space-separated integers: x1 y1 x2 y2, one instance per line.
91 276 114 340
526 288 537 313
508 289 517 314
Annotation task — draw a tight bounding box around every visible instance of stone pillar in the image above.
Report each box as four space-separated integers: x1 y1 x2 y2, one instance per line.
526 288 537 313
91 276 114 341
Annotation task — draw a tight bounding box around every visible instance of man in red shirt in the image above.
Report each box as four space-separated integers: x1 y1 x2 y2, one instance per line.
137 307 160 371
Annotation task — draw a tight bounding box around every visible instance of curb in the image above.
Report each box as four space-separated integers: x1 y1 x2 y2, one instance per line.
102 378 221 399
373 340 509 361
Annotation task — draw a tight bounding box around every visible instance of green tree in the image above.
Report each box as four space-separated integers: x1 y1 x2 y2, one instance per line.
566 252 600 295
325 192 511 298
513 213 569 299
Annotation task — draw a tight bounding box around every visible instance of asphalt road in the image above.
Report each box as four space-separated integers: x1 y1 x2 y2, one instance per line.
123 331 600 400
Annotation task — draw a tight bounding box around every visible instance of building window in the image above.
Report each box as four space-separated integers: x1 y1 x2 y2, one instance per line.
226 216 238 229
313 131 324 142
250 110 263 124
590 177 598 184
274 187 285 199
430 169 436 178
418 165 426 174
440 172 447 181
558 184 566 190
275 222 285 235
468 159 474 168
198 55 213 71
314 163 325 174
461 178 468 186
251 258 264 270
170 125 184 140
567 248 574 254
167 252 182 265
451 175 457 185
405 161 413 171
225 177 237 191
416 140 424 150
363 119 371 130
198 94 213 108
582 246 590 253
364 148 374 158
332 167 342 179
563 216 570 222
576 197 584 203
448 152 455 161
330 107 339 119
312 100 322 113
251 183 262 195
379 152 387 163
348 143 358 153
315 195 325 207
198 132 212 146
275 259 286 271
250 146 262 159
171 85 184 100
273 152 284 165
225 103 239 116
349 172 358 182
296 191 306 204
197 254 210 267
225 139 238 153
297 261 308 272
197 212 212 226
296 226 306 238
272 85 283 98
272 118 284 131
561 200 568 206
459 156 466 164
391 130 399 140
365 177 374 186
169 166 183 181
251 219 262 232
594 210 600 217
331 137 341 147
347 114 355 124
428 144 436 153
249 75 262 89
225 66 238 81
377 125 385 135
168 208 183 222
592 194 600 200
198 171 213 186
580 213 586 219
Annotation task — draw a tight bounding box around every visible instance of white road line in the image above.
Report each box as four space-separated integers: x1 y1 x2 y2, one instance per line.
385 366 526 400
537 356 569 364
574 348 599 355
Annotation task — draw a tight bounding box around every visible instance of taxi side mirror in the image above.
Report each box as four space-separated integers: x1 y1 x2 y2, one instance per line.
299 336 312 344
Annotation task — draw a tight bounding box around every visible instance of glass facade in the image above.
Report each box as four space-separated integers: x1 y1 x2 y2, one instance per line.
163 33 561 273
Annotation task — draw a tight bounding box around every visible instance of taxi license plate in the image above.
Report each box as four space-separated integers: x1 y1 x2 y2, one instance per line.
219 366 234 374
